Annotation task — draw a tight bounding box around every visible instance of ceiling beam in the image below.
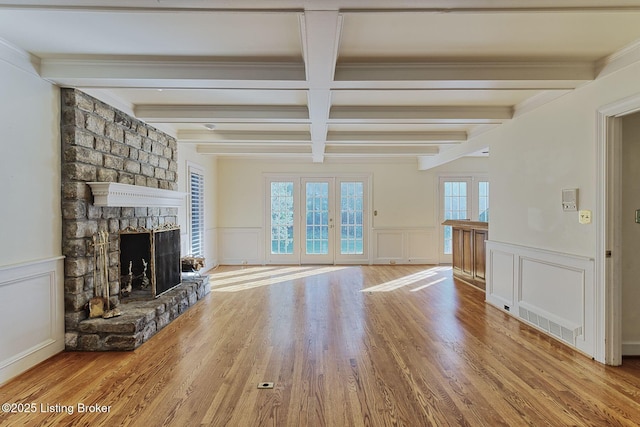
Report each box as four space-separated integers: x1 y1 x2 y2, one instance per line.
135 105 309 123
178 130 310 143
329 106 512 123
334 61 595 82
39 57 594 91
327 131 466 143
196 144 310 156
3 1 640 12
40 57 307 89
325 145 439 156
300 11 342 162
417 138 489 170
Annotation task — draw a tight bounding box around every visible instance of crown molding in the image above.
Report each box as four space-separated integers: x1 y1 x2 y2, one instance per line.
513 89 572 118
596 39 640 79
0 37 40 77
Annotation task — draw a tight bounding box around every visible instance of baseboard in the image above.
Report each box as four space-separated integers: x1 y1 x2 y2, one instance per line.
622 342 640 356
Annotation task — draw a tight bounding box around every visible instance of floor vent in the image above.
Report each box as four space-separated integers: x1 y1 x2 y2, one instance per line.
518 306 582 346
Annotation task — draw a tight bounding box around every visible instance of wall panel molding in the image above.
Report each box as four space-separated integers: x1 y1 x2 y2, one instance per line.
0 257 64 385
486 241 595 357
372 227 437 265
218 228 263 265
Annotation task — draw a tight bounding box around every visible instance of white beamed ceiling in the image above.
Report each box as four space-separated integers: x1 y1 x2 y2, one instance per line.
2 1 640 166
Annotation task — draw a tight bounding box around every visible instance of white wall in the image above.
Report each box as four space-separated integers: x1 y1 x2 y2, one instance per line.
0 64 61 265
0 58 64 384
621 112 640 354
486 62 640 257
177 144 218 268
483 58 640 360
216 156 487 264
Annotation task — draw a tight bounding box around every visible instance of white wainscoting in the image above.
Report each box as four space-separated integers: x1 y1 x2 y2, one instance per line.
372 228 437 265
0 257 65 385
486 241 595 357
218 228 263 265
181 228 218 269
622 342 640 356
204 227 218 268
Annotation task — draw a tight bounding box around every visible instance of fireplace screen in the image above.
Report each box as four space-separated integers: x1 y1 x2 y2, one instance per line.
120 226 181 299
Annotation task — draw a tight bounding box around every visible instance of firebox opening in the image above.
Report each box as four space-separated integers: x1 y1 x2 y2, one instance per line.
119 226 181 301
120 231 153 300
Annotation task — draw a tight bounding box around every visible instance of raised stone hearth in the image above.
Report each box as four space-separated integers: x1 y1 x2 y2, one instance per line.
67 275 210 351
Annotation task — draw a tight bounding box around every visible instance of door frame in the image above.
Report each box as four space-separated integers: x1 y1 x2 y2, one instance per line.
596 92 640 365
264 173 372 265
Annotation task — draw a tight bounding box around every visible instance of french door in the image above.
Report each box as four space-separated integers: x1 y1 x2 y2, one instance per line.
438 176 489 264
301 178 334 264
266 175 368 264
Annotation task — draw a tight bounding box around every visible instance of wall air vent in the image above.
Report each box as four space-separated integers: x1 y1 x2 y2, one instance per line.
518 304 582 346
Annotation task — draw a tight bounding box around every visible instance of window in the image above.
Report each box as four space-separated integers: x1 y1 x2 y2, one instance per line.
270 181 295 254
478 181 489 222
439 175 488 262
340 181 364 255
188 163 205 257
442 180 469 255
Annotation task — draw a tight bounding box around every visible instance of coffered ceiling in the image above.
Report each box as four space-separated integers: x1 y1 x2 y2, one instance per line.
2 1 640 167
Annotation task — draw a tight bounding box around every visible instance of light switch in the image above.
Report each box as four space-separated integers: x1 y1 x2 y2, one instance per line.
579 210 591 224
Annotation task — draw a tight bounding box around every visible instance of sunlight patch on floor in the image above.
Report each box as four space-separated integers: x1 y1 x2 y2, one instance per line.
211 266 349 292
362 266 451 292
209 266 314 287
207 266 282 279
410 277 447 292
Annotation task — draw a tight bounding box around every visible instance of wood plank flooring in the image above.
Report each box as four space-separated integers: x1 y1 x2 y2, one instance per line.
1 265 639 426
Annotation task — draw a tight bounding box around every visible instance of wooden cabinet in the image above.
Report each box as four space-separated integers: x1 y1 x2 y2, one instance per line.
443 220 488 290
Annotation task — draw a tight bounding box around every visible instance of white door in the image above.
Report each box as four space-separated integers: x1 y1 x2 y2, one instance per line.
266 175 369 265
335 178 369 264
438 176 490 264
439 177 472 264
301 178 335 264
266 179 299 264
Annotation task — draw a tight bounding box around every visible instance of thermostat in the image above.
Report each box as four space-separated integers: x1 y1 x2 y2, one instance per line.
562 188 578 212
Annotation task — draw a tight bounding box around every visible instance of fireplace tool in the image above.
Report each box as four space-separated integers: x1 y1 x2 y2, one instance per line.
90 231 121 319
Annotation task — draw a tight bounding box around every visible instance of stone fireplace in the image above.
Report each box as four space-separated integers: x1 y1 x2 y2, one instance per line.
61 89 209 351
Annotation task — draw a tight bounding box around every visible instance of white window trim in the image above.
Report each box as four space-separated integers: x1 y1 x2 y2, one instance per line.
437 174 489 264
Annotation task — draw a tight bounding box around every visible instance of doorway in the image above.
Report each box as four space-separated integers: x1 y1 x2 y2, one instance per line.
301 178 334 264
598 94 640 365
265 175 370 265
438 175 489 264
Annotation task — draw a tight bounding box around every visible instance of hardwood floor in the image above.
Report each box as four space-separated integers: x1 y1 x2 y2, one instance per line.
1 265 639 426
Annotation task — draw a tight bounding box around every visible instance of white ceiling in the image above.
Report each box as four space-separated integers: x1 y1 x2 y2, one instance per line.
2 0 640 165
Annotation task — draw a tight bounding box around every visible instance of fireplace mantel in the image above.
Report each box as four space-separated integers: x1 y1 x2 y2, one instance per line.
87 182 186 207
